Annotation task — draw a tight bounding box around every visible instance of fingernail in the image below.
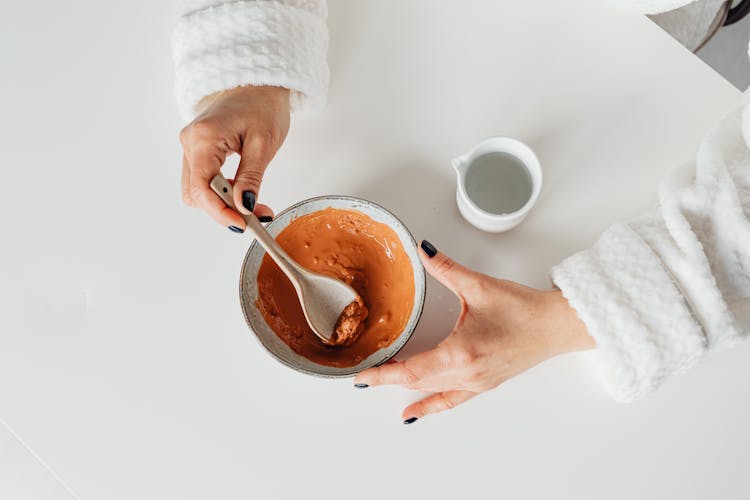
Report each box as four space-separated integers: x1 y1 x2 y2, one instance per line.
354 383 369 389
403 417 418 425
258 215 273 223
420 240 437 258
228 226 244 233
242 191 256 212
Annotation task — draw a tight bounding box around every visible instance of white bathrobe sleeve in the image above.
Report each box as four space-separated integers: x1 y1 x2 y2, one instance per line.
551 90 750 402
172 0 329 121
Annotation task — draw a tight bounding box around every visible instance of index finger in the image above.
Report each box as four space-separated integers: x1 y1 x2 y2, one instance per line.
185 149 245 229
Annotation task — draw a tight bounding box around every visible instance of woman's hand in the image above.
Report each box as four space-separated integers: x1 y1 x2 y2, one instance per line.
179 85 290 231
354 241 595 423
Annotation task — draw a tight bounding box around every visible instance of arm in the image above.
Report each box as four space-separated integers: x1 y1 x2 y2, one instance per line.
551 92 750 401
173 1 328 229
346 2 747 421
354 96 750 421
173 0 329 120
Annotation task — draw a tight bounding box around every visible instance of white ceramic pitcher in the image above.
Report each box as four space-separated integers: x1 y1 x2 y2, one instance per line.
452 137 543 233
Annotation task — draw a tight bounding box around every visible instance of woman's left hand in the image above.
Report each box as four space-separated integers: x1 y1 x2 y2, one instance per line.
354 241 595 423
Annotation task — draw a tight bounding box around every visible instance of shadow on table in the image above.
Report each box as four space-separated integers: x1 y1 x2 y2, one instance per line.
346 156 587 359
348 161 464 358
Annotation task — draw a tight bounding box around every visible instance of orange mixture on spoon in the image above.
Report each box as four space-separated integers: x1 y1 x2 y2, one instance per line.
330 296 369 346
256 207 415 367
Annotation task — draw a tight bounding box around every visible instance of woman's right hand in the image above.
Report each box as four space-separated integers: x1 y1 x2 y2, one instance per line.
355 242 595 422
179 85 291 232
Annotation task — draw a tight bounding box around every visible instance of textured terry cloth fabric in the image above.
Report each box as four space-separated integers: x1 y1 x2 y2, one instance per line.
172 0 329 121
169 0 714 120
173 0 750 403
551 89 750 402
549 0 750 403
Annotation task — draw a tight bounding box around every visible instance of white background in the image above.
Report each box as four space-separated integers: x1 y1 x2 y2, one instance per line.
0 0 748 499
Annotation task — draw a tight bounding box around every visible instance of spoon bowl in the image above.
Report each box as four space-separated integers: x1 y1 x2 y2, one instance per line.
210 174 358 344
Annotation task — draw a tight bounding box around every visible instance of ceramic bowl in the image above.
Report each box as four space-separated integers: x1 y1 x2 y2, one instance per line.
239 196 426 377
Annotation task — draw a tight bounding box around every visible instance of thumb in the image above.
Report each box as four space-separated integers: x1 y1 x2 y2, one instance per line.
232 134 276 214
419 240 477 298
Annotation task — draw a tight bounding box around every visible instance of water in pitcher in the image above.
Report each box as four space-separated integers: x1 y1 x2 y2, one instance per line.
464 152 533 215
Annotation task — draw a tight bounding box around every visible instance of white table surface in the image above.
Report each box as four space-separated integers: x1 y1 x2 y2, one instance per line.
0 419 76 500
1 1 748 499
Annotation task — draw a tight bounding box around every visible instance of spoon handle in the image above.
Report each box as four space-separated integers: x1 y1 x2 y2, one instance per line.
209 174 304 286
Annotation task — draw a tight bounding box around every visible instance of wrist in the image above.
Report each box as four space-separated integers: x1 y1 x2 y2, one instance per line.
196 85 291 114
543 290 595 355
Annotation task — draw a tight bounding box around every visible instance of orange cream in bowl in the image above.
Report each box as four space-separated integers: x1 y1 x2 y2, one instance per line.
240 197 426 377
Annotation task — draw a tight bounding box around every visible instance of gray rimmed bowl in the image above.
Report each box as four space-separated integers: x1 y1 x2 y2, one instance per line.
239 196 426 378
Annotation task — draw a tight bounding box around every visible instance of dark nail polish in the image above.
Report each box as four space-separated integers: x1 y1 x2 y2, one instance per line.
258 215 273 223
403 417 418 425
242 191 256 212
354 383 369 389
420 240 437 258
228 225 244 233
